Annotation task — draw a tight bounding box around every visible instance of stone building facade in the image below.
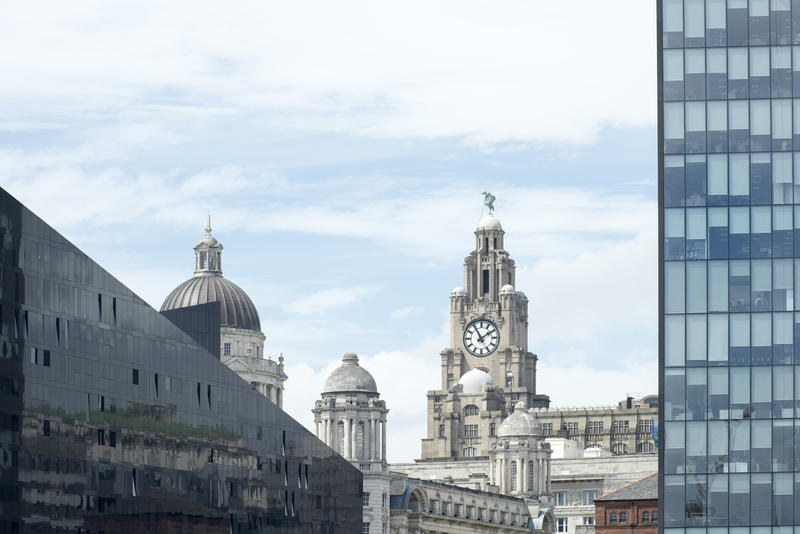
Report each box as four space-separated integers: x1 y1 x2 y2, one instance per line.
390 472 555 534
313 353 390 534
532 396 658 455
161 219 287 407
422 212 549 460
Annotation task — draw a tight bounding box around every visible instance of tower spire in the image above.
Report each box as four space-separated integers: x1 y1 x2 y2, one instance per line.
205 213 212 234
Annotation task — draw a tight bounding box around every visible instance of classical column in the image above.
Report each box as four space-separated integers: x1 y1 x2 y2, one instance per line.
351 419 357 459
547 458 551 493
344 419 351 459
381 418 387 461
315 420 319 438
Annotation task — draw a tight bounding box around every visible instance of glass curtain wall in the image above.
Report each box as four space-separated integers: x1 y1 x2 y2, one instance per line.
660 0 800 532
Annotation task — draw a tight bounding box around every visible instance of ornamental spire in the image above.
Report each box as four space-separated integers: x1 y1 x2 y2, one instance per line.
205 213 212 234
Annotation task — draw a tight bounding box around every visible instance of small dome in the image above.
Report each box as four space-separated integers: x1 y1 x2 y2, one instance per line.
477 214 502 231
458 368 495 394
161 274 261 331
516 291 527 300
323 352 378 394
197 234 219 247
451 286 467 297
500 284 515 295
497 402 543 437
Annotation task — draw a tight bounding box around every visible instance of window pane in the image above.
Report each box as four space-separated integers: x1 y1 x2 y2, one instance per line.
709 314 729 361
667 315 687 366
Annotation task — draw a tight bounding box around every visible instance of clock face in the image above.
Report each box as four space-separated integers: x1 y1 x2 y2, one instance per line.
463 319 499 357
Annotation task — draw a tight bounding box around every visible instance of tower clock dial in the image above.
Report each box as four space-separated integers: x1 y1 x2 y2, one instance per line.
463 319 499 357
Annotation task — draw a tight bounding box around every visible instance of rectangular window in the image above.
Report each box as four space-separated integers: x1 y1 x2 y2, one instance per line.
557 518 568 532
363 492 370 507
42 350 50 367
583 490 598 505
223 343 231 356
555 491 568 506
132 369 139 385
583 517 595 525
438 424 445 437
42 419 50 436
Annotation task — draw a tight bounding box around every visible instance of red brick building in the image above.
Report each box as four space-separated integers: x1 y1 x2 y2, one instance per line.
594 473 658 534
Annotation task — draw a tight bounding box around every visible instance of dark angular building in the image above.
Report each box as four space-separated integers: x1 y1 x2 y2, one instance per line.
0 187 362 533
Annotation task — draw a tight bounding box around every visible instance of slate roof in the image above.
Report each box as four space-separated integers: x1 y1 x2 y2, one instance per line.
596 473 658 501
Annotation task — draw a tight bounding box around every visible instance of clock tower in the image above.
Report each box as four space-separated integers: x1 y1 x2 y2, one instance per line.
420 198 550 460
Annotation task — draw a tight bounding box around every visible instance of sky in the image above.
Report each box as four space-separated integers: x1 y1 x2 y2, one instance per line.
1 1 657 463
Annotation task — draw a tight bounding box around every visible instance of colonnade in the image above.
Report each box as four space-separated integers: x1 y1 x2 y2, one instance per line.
491 454 550 496
315 414 387 462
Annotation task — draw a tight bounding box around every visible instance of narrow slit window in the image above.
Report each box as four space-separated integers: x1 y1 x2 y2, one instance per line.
42 350 50 367
207 384 211 408
112 298 117 325
97 294 102 322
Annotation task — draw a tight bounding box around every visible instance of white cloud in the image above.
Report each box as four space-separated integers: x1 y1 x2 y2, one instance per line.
390 306 424 319
284 285 382 315
538 358 658 408
0 1 655 145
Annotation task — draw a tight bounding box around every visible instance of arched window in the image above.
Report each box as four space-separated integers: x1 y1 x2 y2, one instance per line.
464 405 480 416
642 511 650 522
609 512 618 523
619 512 627 523
463 447 477 457
356 422 365 458
199 251 207 269
510 461 517 491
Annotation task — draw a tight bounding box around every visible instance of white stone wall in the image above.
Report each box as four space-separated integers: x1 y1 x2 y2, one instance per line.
220 327 265 359
363 471 391 534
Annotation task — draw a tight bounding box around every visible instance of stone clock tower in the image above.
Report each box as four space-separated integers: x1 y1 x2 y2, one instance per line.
421 201 550 460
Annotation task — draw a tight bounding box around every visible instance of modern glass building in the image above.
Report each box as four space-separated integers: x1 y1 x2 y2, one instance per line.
0 187 362 532
659 0 800 531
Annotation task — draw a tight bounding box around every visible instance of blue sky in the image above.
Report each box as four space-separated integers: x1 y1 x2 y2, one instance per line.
1 0 657 462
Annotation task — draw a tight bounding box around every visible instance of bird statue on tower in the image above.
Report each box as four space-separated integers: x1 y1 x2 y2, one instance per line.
481 191 496 213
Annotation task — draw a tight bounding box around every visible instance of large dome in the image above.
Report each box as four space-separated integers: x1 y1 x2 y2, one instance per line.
458 368 495 394
161 274 262 332
323 353 378 394
498 401 543 437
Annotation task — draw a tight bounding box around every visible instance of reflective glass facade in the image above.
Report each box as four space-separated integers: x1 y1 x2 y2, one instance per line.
659 0 800 532
0 188 362 532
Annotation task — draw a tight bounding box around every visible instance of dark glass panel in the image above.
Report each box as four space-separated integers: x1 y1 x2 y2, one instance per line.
729 474 750 525
772 7 792 44
750 474 772 525
707 73 727 99
685 475 707 526
664 476 686 527
665 157 686 207
686 157 707 206
707 475 728 526
727 7 749 46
